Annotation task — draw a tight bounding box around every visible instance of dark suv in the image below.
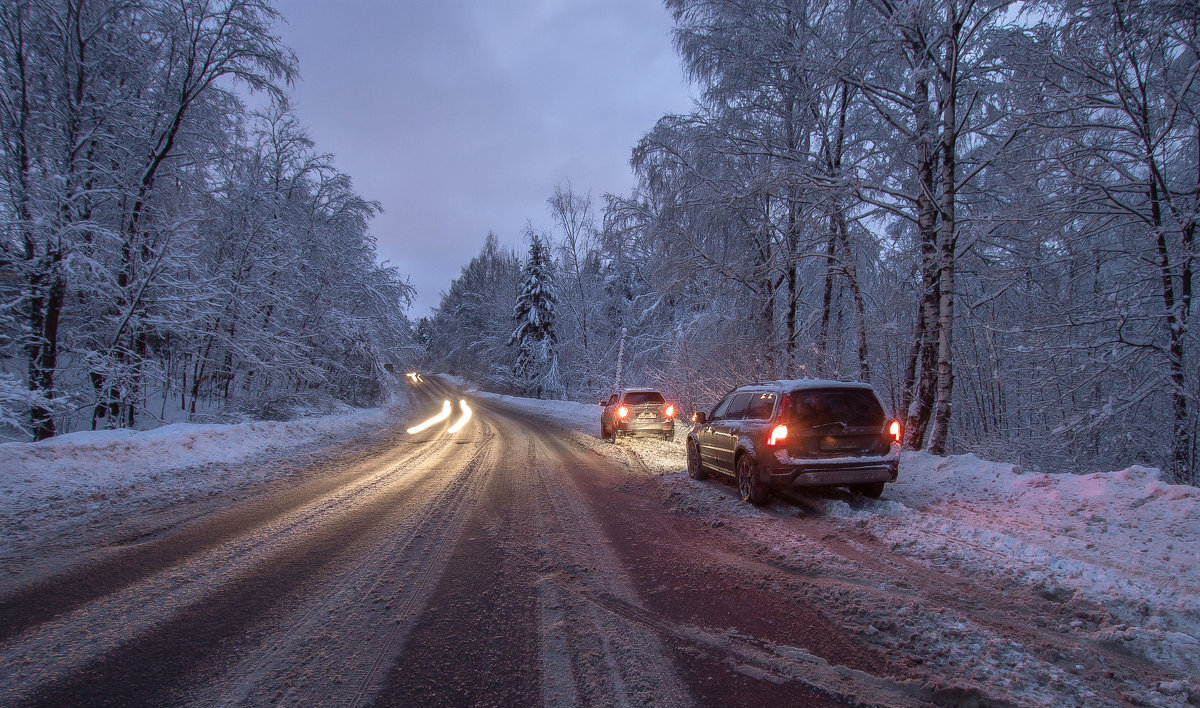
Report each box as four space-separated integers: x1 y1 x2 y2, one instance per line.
600 389 676 441
686 380 900 505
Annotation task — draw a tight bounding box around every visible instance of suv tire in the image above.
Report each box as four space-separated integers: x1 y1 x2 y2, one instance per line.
853 482 885 499
736 454 769 506
687 441 707 480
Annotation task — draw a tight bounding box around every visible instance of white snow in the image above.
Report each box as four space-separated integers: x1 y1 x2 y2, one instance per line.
0 401 407 584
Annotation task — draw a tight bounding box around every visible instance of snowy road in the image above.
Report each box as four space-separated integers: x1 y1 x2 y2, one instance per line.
0 378 1194 706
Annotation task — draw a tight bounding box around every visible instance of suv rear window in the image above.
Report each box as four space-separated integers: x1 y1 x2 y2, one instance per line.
789 389 885 427
624 391 665 405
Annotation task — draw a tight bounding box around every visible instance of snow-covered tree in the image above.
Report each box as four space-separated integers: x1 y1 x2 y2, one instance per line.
424 233 521 390
0 0 413 439
509 230 562 399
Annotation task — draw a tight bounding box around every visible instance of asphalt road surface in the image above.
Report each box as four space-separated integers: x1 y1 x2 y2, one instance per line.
0 379 1176 706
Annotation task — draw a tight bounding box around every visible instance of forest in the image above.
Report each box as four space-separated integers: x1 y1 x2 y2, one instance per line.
2 0 1196 486
0 0 414 439
425 0 1199 484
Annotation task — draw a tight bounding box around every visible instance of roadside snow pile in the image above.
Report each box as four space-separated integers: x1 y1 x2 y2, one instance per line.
0 404 403 580
874 453 1200 676
0 407 393 515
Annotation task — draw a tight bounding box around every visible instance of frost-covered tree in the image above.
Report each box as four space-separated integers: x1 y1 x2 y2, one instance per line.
424 233 521 390
509 230 562 398
0 0 413 439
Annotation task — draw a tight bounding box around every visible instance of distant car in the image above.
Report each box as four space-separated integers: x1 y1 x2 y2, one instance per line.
600 389 676 442
686 380 901 505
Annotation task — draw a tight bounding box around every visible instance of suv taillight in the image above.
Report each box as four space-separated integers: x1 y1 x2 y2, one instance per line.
664 404 675 418
618 406 628 418
888 420 902 443
767 424 788 446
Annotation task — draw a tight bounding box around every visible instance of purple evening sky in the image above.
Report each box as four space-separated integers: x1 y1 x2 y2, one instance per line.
270 1 695 317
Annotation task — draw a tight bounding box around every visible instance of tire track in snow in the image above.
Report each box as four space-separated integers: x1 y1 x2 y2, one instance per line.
177 416 500 707
523 423 692 707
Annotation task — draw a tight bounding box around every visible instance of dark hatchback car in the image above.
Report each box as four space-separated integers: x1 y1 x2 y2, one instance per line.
600 389 676 441
686 380 901 505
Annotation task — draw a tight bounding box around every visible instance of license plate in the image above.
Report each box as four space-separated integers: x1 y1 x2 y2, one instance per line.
639 412 656 419
821 437 862 451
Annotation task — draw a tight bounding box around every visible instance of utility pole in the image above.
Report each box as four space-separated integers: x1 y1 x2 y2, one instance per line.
615 326 626 392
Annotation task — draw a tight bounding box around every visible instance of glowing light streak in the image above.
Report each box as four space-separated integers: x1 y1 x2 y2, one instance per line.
407 400 452 434
448 400 473 433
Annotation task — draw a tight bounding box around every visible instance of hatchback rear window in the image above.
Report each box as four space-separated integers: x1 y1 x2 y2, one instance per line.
624 391 665 405
789 389 885 427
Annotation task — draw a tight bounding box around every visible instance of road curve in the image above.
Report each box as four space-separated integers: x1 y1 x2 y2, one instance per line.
0 378 932 706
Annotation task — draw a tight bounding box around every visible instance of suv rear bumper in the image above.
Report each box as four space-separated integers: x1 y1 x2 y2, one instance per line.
761 444 899 489
614 419 674 436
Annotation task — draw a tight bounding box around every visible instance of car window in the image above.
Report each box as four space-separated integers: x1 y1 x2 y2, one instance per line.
710 395 733 420
623 391 665 405
789 389 885 427
746 392 777 420
607 394 617 405
725 392 754 420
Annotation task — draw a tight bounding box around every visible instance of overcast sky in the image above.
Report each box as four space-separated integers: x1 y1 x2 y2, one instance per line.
271 1 695 317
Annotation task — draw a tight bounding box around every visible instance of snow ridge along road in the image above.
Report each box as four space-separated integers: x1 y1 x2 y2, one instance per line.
1 376 1196 705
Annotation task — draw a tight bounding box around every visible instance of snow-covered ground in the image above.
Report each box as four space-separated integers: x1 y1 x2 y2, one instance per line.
472 388 1199 704
3 380 1197 704
0 398 408 585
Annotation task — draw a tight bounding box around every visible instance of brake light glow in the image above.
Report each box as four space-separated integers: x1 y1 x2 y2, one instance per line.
664 404 675 418
618 406 628 418
889 420 902 443
767 424 788 446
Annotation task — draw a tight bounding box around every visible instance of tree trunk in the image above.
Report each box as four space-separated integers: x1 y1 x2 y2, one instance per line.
928 25 959 456
818 223 837 377
905 71 940 450
835 213 870 381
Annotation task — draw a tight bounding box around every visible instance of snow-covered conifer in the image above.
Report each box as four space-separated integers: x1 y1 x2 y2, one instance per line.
509 231 562 398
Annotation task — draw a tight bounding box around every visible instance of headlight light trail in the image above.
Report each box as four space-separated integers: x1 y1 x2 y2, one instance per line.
448 400 472 433
407 400 452 434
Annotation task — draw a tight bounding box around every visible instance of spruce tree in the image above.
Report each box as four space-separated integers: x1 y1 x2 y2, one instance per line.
509 232 561 398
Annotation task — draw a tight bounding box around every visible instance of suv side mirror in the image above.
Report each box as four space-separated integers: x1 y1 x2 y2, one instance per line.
692 411 706 424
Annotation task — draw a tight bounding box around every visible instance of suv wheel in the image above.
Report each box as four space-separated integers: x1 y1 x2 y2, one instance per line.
736 454 768 506
600 421 610 440
687 441 707 480
853 482 885 499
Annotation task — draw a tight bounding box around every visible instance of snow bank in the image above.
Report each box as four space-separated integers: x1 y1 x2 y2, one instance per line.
0 402 405 583
876 453 1200 677
1 408 394 516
